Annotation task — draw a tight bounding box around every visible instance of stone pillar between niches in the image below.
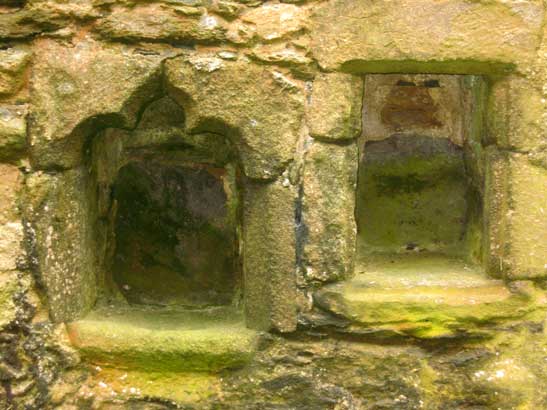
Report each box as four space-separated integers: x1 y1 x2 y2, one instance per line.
242 178 297 332
301 141 358 283
485 76 547 279
300 73 363 284
23 168 98 322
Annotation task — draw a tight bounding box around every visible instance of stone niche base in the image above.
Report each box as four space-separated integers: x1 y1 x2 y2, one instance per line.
314 252 542 339
66 305 259 373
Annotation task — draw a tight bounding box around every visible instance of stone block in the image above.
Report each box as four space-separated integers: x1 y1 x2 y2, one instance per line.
0 164 22 271
240 3 308 42
487 76 545 151
0 271 18 329
94 4 227 43
484 150 547 279
483 147 510 278
0 104 27 161
0 165 22 329
242 178 296 332
301 140 357 282
23 168 97 322
0 46 30 96
0 8 68 39
310 0 544 73
307 73 363 141
29 38 167 170
505 154 547 279
165 56 304 180
67 306 259 372
314 254 539 339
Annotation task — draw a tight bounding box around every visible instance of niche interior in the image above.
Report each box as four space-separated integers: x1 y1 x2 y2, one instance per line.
356 74 486 273
91 97 242 310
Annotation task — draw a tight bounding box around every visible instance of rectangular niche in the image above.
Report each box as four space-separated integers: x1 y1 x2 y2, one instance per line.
110 161 239 307
357 74 486 262
91 97 242 310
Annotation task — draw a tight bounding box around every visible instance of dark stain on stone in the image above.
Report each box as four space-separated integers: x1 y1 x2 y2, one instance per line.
381 81 442 130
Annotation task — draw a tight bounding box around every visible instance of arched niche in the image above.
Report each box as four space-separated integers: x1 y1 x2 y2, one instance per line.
26 46 301 332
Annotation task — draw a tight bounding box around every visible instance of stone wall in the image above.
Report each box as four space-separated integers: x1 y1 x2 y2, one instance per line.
0 0 546 409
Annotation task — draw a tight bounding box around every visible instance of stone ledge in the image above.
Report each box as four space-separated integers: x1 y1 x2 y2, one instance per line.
314 253 544 339
66 305 260 373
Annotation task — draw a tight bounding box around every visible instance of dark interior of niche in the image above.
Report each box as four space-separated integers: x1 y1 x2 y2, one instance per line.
90 96 242 309
109 161 240 308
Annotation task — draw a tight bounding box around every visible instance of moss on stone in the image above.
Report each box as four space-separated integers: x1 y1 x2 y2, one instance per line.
314 253 543 339
67 305 260 373
0 105 27 161
0 271 18 329
302 140 358 283
0 46 31 96
86 368 221 405
356 137 467 254
307 73 363 141
242 179 297 332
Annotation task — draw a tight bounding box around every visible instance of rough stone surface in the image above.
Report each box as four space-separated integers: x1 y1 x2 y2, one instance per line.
505 154 547 279
0 164 23 273
0 7 69 39
0 46 31 97
1 0 547 408
0 271 18 328
29 38 167 170
67 306 259 372
307 73 363 141
362 74 471 146
356 135 468 254
0 104 27 160
165 56 305 180
483 147 510 278
248 43 313 72
110 162 239 307
301 140 357 283
310 0 545 73
240 3 308 42
94 4 227 44
243 179 297 332
314 253 543 339
483 149 547 279
22 168 97 322
52 329 547 409
488 75 545 151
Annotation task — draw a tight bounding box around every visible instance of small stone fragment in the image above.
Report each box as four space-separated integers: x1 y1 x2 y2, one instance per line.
0 47 31 96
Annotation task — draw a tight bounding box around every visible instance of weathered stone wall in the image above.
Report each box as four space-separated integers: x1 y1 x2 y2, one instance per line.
0 0 546 409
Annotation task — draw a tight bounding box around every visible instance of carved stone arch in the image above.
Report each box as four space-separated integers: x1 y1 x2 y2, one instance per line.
28 38 169 171
164 55 305 180
25 39 300 332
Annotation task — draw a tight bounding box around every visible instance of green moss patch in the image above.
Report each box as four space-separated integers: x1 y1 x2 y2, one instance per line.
67 305 259 373
356 135 468 254
314 253 540 339
0 272 18 329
